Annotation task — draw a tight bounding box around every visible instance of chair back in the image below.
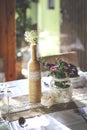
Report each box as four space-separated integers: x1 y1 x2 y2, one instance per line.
39 51 79 72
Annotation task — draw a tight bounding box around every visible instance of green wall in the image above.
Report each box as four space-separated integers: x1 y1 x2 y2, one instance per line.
30 2 37 24
38 0 60 56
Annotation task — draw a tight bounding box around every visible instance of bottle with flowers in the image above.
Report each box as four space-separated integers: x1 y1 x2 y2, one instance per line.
24 30 41 103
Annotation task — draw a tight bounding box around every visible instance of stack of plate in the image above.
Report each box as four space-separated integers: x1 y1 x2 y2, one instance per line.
70 76 86 87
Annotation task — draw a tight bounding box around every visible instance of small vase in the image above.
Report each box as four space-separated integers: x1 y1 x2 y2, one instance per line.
50 77 72 103
41 91 56 108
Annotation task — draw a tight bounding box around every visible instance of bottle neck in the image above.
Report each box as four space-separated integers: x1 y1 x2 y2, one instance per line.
31 44 37 60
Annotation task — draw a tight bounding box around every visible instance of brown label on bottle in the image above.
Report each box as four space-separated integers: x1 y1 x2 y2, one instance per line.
29 71 41 80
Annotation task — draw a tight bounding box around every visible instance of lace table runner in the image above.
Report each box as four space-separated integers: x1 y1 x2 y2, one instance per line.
2 87 87 113
1 87 87 121
9 95 42 113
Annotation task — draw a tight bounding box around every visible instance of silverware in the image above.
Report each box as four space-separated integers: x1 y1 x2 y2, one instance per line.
42 80 49 87
43 82 49 87
8 86 16 88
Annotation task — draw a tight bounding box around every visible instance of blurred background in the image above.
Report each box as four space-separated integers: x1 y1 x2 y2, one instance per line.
0 0 87 81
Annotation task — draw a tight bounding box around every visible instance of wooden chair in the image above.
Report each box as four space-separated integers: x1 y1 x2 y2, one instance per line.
16 52 25 79
39 51 79 72
0 58 5 82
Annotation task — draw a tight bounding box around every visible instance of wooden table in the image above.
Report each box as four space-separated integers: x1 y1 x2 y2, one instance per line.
1 78 87 130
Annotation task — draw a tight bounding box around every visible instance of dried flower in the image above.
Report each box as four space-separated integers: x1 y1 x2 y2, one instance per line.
24 30 38 44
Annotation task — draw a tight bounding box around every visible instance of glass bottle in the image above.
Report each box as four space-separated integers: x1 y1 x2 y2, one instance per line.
28 44 41 103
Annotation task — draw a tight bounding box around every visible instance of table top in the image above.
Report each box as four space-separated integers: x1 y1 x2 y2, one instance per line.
0 77 87 130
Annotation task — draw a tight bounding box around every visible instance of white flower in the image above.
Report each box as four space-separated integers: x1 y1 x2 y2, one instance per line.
24 30 38 44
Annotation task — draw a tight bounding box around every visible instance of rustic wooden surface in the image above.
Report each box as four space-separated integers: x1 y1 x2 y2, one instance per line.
8 101 77 121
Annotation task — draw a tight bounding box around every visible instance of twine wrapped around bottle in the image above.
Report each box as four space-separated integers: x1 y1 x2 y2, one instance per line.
28 44 41 103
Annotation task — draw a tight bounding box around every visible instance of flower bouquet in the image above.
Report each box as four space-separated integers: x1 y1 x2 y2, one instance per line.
42 58 79 88
41 58 79 103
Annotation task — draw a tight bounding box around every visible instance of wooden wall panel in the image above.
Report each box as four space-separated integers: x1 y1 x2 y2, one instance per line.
0 0 7 58
0 0 16 81
60 0 87 71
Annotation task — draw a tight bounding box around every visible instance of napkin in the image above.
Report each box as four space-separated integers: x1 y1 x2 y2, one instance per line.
0 122 11 130
79 106 87 121
78 70 87 80
11 115 70 130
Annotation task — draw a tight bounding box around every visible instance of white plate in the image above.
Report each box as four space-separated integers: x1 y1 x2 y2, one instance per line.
70 76 86 87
